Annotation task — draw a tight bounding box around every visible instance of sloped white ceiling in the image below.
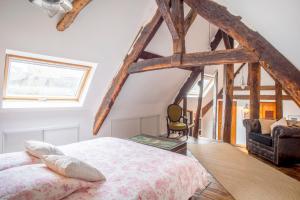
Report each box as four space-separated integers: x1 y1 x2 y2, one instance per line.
216 0 300 70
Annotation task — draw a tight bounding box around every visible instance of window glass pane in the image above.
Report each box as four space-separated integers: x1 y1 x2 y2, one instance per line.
5 56 89 100
188 77 212 97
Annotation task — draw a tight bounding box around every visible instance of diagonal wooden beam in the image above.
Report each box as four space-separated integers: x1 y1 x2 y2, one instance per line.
93 9 164 135
210 29 223 51
128 48 258 74
139 51 163 59
184 9 197 36
173 68 203 104
57 0 92 31
184 0 300 107
156 0 179 40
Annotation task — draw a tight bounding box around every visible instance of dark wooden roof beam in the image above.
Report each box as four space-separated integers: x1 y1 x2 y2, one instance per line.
128 48 258 74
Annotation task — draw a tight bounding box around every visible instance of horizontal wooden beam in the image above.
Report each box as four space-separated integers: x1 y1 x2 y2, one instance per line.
218 95 292 100
57 0 92 31
234 85 275 91
128 48 258 74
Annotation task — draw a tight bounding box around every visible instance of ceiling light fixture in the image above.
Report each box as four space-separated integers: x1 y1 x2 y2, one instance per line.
29 0 73 17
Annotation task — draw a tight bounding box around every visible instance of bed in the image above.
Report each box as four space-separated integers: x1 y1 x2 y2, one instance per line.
0 137 209 200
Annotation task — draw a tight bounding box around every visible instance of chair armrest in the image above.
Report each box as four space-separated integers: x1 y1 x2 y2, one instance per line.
272 126 300 139
181 116 188 124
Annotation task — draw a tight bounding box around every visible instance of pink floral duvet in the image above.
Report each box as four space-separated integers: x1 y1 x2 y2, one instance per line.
0 137 209 200
60 137 209 200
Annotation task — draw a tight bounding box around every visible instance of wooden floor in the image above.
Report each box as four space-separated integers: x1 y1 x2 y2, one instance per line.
186 137 300 200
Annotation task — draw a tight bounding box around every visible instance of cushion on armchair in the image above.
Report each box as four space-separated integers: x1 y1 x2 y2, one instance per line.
259 119 276 134
270 118 287 136
249 132 273 147
169 122 187 131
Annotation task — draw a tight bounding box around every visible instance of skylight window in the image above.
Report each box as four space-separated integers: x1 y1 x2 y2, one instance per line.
2 51 95 108
188 75 214 97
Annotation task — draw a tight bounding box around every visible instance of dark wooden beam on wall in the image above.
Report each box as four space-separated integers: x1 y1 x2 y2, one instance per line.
249 62 261 119
184 9 197 35
156 0 179 40
218 95 292 101
93 9 164 135
139 51 163 59
171 0 185 55
193 69 205 138
57 0 92 31
275 81 283 120
212 71 218 140
221 64 234 143
221 32 234 143
234 85 275 91
184 0 300 107
183 96 188 119
173 68 202 104
128 48 258 74
210 29 223 51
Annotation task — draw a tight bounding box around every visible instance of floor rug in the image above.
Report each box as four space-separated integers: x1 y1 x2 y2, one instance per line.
188 143 300 200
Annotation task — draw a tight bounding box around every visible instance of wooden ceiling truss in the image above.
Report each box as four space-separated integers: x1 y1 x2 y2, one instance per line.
93 0 300 135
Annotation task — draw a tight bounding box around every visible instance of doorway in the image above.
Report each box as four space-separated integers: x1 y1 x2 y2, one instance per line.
260 102 276 119
217 101 237 144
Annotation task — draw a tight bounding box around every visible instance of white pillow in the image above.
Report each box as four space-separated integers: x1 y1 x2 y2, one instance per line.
271 117 288 136
25 140 64 158
42 155 106 182
259 119 276 134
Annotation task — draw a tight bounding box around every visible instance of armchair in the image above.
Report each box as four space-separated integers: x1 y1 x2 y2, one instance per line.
243 119 300 166
166 104 190 138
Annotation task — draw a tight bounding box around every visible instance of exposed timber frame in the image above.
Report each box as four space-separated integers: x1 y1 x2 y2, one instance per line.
93 0 300 135
220 32 234 143
184 0 300 107
57 0 92 31
156 0 180 40
93 9 164 135
249 62 261 119
128 48 258 74
275 81 283 120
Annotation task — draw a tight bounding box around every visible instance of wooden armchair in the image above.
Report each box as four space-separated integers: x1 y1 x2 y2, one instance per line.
166 104 190 138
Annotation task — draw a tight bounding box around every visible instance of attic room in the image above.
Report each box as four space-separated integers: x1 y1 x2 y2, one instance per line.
0 0 300 199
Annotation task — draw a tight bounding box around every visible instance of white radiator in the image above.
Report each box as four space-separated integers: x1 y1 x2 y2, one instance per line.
1 125 80 153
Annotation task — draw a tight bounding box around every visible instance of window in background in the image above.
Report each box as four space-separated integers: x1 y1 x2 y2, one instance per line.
188 75 214 97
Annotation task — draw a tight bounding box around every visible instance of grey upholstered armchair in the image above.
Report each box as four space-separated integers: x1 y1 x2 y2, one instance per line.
243 119 300 166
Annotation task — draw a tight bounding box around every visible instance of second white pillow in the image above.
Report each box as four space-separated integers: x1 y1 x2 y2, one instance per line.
25 140 64 158
42 155 106 182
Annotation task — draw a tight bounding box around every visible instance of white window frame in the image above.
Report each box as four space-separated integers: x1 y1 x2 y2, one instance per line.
3 54 92 102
